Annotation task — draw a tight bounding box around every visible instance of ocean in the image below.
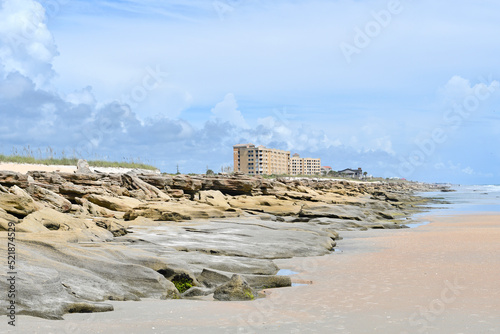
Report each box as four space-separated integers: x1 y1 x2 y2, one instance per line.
417 184 500 214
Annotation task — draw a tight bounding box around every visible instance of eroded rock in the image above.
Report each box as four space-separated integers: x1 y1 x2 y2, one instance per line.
0 192 37 217
0 168 444 319
76 159 93 174
213 274 256 301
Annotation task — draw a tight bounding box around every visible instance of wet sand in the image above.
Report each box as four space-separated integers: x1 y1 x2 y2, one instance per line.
3 213 500 333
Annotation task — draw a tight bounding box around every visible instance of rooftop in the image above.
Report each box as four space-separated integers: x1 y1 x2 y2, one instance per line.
233 143 255 148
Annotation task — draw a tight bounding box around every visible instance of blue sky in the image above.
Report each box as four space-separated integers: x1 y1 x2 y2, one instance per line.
0 0 499 184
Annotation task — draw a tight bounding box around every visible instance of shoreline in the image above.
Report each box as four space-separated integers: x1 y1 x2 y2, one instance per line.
0 166 457 325
2 211 498 333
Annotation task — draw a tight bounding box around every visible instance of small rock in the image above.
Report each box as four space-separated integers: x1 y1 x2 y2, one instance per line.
213 274 256 301
76 159 92 174
198 269 231 288
181 287 214 298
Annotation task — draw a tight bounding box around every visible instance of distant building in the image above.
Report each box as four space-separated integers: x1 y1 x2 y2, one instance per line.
233 143 290 175
321 166 333 175
233 144 321 176
338 167 363 178
290 153 321 175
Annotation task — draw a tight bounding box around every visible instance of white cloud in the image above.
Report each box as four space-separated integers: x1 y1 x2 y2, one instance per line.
0 0 58 86
65 86 96 106
462 167 474 175
0 71 35 98
434 162 445 170
210 93 248 128
440 75 500 107
368 136 395 155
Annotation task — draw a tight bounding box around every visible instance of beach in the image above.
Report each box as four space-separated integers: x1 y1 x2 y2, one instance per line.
2 212 499 333
2 0 499 332
0 163 76 174
0 163 155 175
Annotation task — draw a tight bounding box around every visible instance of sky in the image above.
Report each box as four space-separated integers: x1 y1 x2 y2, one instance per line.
0 0 499 184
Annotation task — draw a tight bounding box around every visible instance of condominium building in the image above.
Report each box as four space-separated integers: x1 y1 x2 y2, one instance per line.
233 144 290 175
234 144 322 176
290 153 321 175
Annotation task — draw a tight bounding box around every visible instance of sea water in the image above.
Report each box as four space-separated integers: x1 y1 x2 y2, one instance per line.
417 184 500 214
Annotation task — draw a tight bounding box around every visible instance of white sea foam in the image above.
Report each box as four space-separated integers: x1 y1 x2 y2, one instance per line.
421 184 500 214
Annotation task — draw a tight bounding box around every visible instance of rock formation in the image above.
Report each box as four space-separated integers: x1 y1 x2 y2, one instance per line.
0 169 447 319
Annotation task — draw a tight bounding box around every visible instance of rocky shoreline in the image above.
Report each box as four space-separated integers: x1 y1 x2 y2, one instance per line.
0 166 448 319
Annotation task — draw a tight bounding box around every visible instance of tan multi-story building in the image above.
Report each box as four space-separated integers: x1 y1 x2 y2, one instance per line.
290 153 321 175
234 144 322 176
233 144 290 175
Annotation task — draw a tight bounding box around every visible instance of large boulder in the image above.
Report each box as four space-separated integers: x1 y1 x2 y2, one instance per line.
86 194 143 212
28 185 72 212
59 182 112 200
171 175 203 194
197 190 230 210
73 197 123 219
201 177 260 196
0 171 30 188
137 174 173 189
213 274 255 301
0 192 37 217
121 174 170 201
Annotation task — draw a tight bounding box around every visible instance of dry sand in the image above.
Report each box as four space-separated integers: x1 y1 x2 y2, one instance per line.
0 163 76 174
0 163 150 175
2 213 499 333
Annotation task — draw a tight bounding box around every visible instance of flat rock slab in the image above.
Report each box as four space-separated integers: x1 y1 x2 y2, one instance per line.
129 218 336 259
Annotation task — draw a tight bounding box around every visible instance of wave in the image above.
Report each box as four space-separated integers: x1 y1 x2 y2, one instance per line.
458 185 500 194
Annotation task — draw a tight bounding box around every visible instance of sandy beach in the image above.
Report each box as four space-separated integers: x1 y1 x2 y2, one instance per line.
0 163 77 174
0 163 153 175
3 212 499 334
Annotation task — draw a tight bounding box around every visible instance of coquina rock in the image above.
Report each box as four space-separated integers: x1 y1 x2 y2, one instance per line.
197 190 231 210
76 159 92 174
86 194 143 213
0 167 447 319
28 184 72 212
213 274 256 301
0 171 30 188
0 192 37 217
0 207 18 231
